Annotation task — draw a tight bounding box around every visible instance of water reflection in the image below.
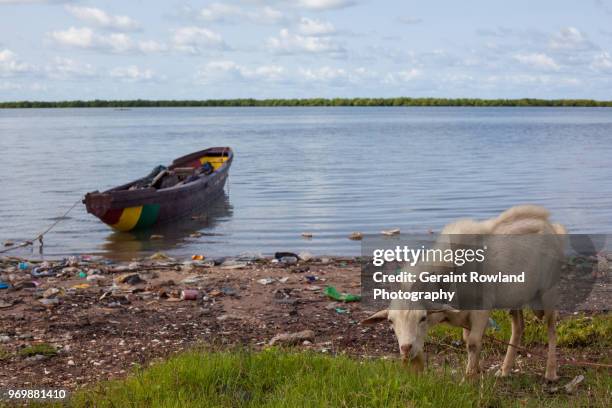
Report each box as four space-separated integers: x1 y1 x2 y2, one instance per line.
101 193 233 260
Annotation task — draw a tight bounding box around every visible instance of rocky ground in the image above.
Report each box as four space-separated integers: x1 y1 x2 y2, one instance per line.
0 253 609 391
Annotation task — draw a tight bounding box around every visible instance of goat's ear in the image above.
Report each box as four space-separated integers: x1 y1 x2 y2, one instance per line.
361 309 389 325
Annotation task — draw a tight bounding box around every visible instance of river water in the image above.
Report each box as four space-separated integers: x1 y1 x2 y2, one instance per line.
1 107 611 259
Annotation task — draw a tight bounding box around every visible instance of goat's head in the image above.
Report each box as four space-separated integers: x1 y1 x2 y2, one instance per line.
362 306 457 369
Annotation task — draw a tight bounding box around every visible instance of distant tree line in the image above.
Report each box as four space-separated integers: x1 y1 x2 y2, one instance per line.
1 98 611 108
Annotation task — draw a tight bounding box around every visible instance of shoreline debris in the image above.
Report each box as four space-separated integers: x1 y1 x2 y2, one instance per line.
348 232 363 241
269 330 315 346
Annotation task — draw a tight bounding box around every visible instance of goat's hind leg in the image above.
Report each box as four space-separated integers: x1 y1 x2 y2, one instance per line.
544 310 559 381
496 309 524 377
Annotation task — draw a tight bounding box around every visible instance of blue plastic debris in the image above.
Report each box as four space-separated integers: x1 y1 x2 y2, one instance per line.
18 262 30 270
0 282 10 290
488 317 500 331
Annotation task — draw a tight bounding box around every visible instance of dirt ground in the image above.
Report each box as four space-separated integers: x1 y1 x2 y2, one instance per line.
0 254 609 391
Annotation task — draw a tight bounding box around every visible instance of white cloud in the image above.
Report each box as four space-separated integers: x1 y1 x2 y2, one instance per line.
110 65 156 82
172 27 227 54
549 27 594 51
397 16 423 25
591 51 612 71
138 40 167 53
298 17 335 36
296 0 356 11
66 5 140 31
194 3 285 25
49 27 165 54
267 28 344 54
514 53 560 71
198 3 242 22
50 26 95 48
0 48 34 75
250 6 285 24
46 57 96 79
196 60 286 83
384 68 422 83
299 66 373 84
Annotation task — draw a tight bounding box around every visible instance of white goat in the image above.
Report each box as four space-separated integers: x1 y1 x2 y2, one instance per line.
362 205 566 381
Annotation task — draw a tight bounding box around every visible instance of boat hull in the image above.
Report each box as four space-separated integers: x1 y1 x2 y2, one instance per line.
84 147 232 231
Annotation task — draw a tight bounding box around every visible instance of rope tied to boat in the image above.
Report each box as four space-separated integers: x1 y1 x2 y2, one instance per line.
0 199 81 254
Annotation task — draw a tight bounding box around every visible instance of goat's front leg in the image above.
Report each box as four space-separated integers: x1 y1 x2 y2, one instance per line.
465 311 489 378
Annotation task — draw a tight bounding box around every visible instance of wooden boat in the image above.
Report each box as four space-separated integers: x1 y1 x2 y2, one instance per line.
84 147 233 231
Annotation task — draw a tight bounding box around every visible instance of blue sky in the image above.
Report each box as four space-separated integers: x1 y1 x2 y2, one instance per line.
1 0 611 101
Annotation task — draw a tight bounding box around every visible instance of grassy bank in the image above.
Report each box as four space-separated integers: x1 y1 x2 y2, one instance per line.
28 346 609 408
2 97 612 108
430 311 612 349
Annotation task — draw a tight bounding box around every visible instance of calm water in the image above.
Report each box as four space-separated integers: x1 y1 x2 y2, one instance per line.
1 107 611 259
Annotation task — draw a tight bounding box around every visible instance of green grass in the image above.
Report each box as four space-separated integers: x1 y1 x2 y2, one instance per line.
35 348 609 408
429 311 612 349
18 343 57 357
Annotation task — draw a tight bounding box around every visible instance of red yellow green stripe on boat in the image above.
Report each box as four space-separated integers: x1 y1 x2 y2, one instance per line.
101 204 161 232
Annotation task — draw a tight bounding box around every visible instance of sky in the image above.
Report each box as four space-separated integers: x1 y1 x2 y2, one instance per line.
0 0 611 101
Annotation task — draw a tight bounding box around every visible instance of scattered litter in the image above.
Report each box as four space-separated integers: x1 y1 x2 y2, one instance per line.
381 228 400 236
348 232 363 241
258 278 276 285
305 275 318 283
208 289 223 297
220 287 238 297
298 251 313 261
236 253 264 262
115 273 143 285
305 285 321 291
39 298 59 306
192 254 205 261
487 317 500 331
0 300 15 309
18 262 30 270
301 232 313 239
275 252 299 260
78 271 87 278
71 283 90 290
150 252 171 261
180 275 206 285
3 240 14 247
280 256 298 265
323 286 361 302
278 277 290 283
564 375 584 394
150 234 164 240
269 329 315 346
42 288 60 298
86 274 105 282
180 289 199 301
335 307 348 314
0 282 9 290
220 262 248 270
190 232 203 238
